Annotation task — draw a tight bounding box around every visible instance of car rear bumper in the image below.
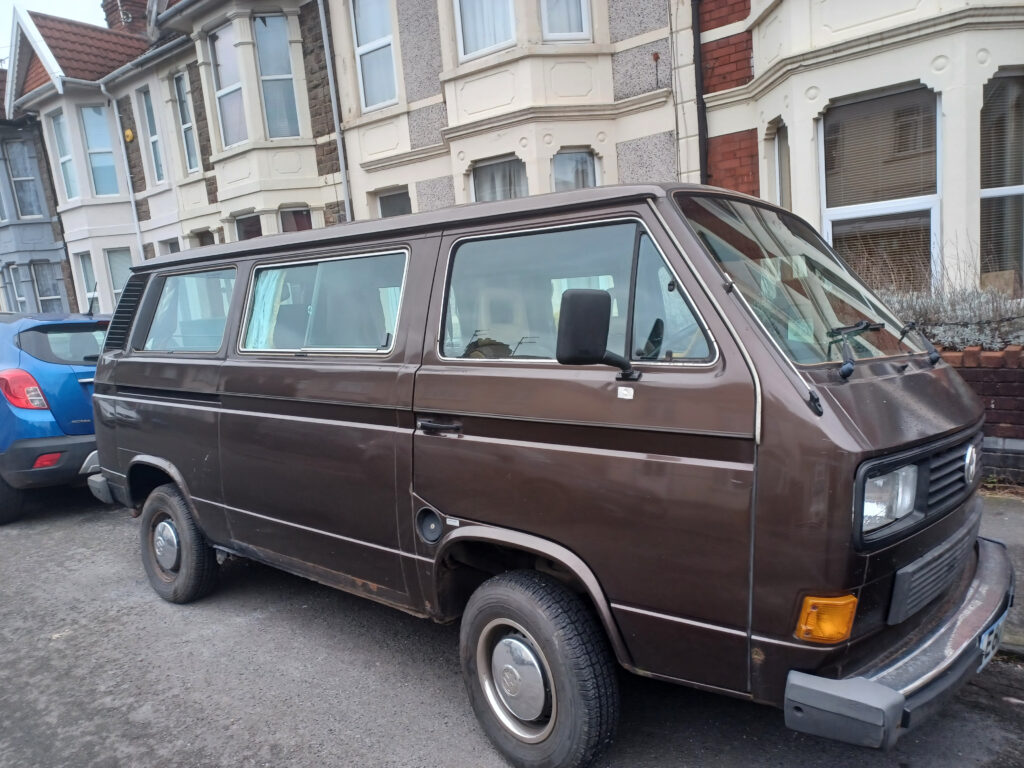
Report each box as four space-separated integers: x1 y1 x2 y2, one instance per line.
0 435 98 489
784 536 1014 749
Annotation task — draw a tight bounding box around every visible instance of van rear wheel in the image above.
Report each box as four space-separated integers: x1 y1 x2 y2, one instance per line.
460 570 619 768
140 483 218 603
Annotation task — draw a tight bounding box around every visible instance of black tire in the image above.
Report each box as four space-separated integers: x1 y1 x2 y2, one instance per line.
139 483 218 603
0 477 28 525
460 570 619 768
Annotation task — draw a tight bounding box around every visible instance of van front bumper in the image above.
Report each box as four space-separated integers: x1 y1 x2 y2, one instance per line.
784 537 1014 749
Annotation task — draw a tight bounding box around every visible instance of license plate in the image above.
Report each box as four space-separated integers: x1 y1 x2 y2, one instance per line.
978 611 1008 673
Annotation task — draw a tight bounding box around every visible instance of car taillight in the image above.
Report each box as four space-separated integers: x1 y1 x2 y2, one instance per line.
0 369 49 409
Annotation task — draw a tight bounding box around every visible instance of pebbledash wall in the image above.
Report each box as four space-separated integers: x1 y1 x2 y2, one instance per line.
939 348 1024 482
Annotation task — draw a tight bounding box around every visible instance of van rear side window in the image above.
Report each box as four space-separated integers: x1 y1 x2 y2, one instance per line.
242 251 406 352
142 268 236 352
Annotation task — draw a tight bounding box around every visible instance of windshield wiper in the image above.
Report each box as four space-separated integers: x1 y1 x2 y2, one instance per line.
898 321 941 366
826 320 884 379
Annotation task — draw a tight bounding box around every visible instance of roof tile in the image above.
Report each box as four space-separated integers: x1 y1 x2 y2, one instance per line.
28 11 150 83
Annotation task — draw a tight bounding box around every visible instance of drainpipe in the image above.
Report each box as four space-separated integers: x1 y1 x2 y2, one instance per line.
99 82 145 276
317 0 352 223
691 0 709 184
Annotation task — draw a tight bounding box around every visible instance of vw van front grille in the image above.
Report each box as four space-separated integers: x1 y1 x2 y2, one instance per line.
924 437 979 515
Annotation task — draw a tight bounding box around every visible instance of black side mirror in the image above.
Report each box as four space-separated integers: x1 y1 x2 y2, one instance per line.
556 289 640 381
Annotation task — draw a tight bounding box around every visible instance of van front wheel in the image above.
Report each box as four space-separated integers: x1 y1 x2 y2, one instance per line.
139 483 218 603
460 570 619 768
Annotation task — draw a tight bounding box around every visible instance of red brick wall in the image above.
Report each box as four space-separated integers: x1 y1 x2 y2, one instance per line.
707 128 759 196
701 32 753 93
942 347 1024 441
700 0 750 31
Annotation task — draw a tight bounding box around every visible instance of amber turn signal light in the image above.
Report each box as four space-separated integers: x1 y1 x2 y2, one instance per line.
795 594 858 644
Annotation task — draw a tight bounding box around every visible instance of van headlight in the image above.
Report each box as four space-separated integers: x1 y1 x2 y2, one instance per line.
862 465 917 532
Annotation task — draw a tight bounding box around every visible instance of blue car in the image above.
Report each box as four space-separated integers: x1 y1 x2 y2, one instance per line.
0 313 109 525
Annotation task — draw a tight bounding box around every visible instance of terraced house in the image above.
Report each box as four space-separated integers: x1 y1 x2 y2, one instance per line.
0 68 72 313
2 0 1023 312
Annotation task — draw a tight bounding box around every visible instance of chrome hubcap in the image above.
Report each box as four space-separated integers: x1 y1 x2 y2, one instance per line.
477 619 555 743
153 519 180 571
492 636 546 721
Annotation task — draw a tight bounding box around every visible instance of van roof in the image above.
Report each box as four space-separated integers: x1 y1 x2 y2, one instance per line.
139 183 732 272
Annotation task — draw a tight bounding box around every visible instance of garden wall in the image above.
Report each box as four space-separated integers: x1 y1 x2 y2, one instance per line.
941 346 1024 482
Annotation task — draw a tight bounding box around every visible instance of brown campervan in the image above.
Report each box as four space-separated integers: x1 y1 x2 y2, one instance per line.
90 184 1014 768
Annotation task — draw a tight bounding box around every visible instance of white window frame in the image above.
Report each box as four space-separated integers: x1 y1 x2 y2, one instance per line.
105 248 134 305
173 73 200 173
377 188 411 217
7 265 27 310
540 0 591 42
470 155 528 202
138 87 165 183
49 111 79 200
79 105 119 196
77 253 98 309
209 22 247 149
279 207 312 231
817 98 943 290
349 2 398 111
254 14 301 138
3 140 43 218
551 148 599 192
454 0 516 62
31 262 63 312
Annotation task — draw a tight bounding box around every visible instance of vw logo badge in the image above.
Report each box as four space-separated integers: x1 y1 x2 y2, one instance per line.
964 444 978 485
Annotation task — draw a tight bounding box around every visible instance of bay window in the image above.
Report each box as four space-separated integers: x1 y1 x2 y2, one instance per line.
455 0 514 59
378 188 412 217
210 23 247 147
173 73 200 172
820 87 938 292
254 15 300 137
106 248 133 304
552 149 596 192
78 253 98 307
3 141 43 217
80 106 119 195
139 88 165 183
50 111 78 199
980 75 1024 294
236 214 263 240
31 262 64 312
280 208 313 232
472 156 527 201
350 0 397 110
541 0 590 41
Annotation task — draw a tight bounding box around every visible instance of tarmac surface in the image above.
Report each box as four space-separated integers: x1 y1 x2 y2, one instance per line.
0 487 1022 768
980 494 1024 652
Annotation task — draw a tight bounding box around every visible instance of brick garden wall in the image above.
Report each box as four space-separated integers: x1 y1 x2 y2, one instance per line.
941 347 1024 482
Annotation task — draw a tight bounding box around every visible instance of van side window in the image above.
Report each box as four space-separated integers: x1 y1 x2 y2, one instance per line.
142 268 236 352
443 222 635 359
243 251 406 352
631 234 711 361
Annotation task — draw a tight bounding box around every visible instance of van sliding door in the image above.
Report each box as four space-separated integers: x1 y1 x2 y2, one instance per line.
216 235 436 610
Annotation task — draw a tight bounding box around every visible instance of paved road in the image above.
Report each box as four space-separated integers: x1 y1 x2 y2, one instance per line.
2 489 1023 768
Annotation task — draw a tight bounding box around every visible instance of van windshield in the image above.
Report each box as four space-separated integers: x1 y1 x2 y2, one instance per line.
673 192 924 365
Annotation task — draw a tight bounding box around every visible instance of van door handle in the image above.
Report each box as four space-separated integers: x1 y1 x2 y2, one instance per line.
417 418 461 434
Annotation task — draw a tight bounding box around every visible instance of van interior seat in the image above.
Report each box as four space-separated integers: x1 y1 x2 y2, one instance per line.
272 303 310 349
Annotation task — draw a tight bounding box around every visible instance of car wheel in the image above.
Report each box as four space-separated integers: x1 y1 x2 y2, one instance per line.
460 570 619 768
140 483 218 603
0 477 28 525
